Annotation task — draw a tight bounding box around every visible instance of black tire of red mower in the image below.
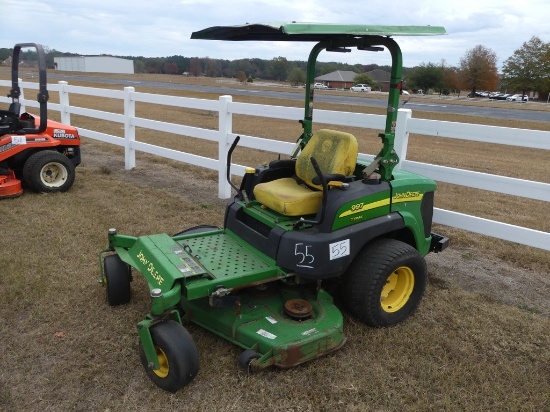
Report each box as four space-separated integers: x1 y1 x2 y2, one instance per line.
341 238 427 327
139 320 200 393
103 254 132 306
238 349 260 372
23 150 75 193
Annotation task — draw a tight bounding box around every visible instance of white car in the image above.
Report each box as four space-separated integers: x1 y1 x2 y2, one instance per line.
313 83 328 89
350 84 371 92
506 94 528 102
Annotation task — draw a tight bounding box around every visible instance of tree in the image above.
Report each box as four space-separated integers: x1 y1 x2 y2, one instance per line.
134 60 146 73
188 58 202 76
459 45 498 96
204 58 222 77
235 70 247 83
269 57 290 81
144 58 164 74
287 67 306 86
163 62 179 75
406 62 444 94
441 64 461 96
501 36 550 96
352 73 375 87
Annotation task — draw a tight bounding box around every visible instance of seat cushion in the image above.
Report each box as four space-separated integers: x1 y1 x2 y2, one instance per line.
253 177 322 216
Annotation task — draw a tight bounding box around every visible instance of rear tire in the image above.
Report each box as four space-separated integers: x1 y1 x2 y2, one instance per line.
103 254 132 306
139 320 200 392
23 150 75 193
341 238 427 327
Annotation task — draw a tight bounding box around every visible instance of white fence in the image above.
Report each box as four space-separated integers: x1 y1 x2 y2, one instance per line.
1 79 550 252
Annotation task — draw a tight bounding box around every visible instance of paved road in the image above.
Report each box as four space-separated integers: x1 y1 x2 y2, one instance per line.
20 71 550 124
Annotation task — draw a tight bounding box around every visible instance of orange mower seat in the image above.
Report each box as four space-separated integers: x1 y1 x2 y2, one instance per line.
253 129 358 216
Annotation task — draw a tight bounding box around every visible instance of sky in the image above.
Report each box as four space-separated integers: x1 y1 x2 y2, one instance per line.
2 0 550 69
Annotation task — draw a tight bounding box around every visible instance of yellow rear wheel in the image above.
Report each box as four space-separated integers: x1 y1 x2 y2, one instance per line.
342 238 427 327
380 266 415 313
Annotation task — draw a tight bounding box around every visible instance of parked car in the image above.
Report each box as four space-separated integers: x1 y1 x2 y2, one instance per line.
467 91 485 98
494 93 512 100
350 83 372 92
507 94 529 102
313 83 328 89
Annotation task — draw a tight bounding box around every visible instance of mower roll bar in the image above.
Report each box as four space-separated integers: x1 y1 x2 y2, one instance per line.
9 43 49 134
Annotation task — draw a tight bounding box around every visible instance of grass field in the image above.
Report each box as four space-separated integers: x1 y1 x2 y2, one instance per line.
1 73 549 411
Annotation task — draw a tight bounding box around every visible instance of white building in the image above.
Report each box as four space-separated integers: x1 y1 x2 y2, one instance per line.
54 56 134 74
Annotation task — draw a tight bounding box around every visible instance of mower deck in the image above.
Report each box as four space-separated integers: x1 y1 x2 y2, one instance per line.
107 227 346 370
0 171 23 198
182 282 346 370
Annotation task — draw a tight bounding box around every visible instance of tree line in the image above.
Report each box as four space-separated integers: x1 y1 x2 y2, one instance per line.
406 36 550 98
0 47 393 82
1 35 548 98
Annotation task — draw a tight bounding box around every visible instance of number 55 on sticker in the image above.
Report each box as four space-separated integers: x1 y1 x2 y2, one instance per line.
329 239 350 260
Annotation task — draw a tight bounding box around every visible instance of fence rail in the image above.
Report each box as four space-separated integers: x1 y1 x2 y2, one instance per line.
1 79 549 251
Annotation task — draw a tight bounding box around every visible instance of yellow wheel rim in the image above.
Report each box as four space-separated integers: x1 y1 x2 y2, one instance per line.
380 266 415 313
152 346 170 378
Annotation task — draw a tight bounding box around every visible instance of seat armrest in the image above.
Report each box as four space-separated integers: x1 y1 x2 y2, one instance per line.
268 159 296 169
312 173 350 185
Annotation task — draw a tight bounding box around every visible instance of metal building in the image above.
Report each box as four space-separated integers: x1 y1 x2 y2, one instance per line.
53 56 134 74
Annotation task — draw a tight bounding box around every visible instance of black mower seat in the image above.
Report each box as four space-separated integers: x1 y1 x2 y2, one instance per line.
253 129 358 216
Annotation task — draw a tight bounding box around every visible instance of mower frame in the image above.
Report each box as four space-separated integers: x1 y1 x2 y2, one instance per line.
99 22 449 392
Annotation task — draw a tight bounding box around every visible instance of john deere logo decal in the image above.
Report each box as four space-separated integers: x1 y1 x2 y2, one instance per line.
392 191 423 203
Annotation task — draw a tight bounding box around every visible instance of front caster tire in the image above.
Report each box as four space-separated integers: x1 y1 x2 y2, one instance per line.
341 238 427 327
139 320 200 393
23 150 75 193
238 349 260 372
103 254 132 306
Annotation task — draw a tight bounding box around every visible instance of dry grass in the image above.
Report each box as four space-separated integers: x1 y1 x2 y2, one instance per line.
1 73 549 411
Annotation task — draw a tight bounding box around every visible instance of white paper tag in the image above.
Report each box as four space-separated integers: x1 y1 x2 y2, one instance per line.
329 239 350 260
11 136 26 145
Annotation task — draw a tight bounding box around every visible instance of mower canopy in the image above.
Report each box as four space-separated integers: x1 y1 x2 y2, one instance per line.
193 22 447 181
191 22 447 41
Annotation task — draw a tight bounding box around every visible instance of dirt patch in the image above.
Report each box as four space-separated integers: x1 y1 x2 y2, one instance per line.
83 141 550 318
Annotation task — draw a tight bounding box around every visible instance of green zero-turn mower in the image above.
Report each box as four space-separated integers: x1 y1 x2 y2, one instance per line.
98 22 449 392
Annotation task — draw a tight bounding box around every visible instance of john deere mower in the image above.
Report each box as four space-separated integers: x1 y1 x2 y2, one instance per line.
0 43 80 199
99 23 449 392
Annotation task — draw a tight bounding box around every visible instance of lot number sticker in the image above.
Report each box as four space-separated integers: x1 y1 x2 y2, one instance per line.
11 136 26 145
329 239 350 260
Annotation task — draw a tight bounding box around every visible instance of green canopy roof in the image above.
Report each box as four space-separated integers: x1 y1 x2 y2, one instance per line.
191 22 447 42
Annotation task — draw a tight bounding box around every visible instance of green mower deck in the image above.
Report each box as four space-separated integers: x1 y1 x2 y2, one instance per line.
182 283 346 370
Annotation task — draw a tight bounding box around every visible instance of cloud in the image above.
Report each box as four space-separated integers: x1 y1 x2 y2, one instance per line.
2 0 550 68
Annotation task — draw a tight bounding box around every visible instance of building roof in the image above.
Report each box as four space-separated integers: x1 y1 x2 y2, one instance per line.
315 70 357 82
366 69 391 83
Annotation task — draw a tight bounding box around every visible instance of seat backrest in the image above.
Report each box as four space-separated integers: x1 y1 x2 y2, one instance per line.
8 102 21 116
296 129 358 190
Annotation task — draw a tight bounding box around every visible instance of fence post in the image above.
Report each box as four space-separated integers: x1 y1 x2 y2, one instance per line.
58 81 70 125
394 108 412 169
218 95 233 199
18 78 26 113
123 86 136 170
